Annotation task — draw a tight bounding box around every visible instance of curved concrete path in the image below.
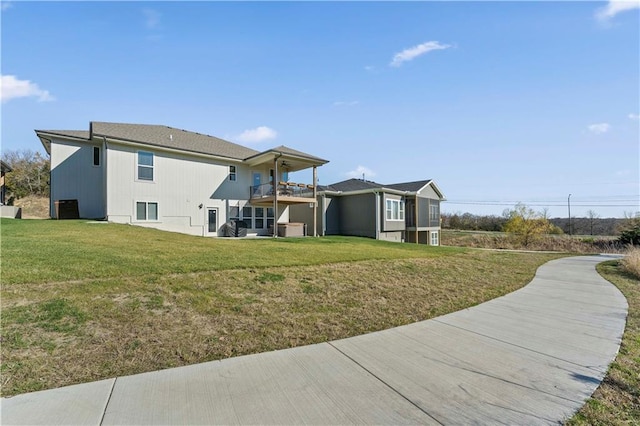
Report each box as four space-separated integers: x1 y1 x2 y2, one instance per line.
1 255 628 425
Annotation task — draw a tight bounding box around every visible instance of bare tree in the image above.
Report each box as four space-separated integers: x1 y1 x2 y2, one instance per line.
586 210 599 236
1 150 50 201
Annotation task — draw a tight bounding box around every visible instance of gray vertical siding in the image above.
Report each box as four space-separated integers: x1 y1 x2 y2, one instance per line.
418 197 430 228
325 196 341 235
429 199 441 227
339 193 376 238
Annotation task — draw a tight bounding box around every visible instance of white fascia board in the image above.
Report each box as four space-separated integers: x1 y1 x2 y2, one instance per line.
336 187 409 197
100 137 244 164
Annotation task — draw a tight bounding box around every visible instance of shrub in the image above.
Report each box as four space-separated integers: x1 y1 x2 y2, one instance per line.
619 223 640 245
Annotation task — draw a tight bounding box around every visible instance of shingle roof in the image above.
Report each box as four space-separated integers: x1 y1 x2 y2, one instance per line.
36 130 90 140
1 160 12 173
38 123 328 164
322 178 443 199
90 122 259 160
268 145 328 163
324 178 386 192
385 180 432 192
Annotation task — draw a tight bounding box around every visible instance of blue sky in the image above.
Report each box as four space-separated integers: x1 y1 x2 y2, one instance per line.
2 1 638 218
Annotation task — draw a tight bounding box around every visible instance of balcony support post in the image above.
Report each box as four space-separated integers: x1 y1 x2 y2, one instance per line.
313 165 318 237
273 157 279 237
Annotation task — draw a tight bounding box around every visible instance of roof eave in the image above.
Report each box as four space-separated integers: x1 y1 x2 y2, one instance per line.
244 149 329 170
98 136 246 163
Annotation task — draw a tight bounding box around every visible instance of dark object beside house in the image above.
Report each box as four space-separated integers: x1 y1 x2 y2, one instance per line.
277 222 305 237
54 199 80 219
221 220 248 237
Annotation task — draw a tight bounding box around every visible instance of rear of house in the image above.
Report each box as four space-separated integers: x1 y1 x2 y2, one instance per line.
36 122 328 237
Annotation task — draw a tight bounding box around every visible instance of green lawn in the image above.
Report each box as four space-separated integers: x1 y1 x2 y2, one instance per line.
1 219 565 397
2 219 465 284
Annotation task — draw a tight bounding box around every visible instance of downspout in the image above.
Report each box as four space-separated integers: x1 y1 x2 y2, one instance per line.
102 137 108 220
374 190 380 240
312 165 317 237
415 194 419 244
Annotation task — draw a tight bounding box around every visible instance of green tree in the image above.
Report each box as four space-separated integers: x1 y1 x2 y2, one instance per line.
503 203 554 246
1 150 50 201
618 213 640 246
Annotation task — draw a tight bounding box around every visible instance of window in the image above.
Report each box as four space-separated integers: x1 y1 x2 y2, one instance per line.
242 206 253 228
255 207 264 229
267 207 275 229
229 206 239 221
430 231 439 246
93 147 100 166
282 171 289 182
137 151 154 181
430 203 440 221
229 165 237 181
386 198 404 221
136 202 158 221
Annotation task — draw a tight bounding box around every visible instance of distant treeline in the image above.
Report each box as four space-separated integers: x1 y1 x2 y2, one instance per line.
442 212 625 236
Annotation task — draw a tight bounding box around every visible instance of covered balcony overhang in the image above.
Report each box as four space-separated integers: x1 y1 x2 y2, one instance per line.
245 146 328 237
244 145 329 172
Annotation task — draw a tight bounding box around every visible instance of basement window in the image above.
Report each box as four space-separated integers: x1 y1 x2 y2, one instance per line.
431 231 439 246
136 202 158 221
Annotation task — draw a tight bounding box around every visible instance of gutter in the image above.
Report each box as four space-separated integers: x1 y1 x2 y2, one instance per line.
93 136 246 164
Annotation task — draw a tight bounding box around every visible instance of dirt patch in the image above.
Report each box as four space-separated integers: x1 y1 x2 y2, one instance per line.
12 195 49 219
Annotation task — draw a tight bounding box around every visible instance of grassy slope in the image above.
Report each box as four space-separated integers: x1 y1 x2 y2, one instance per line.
1 219 564 397
567 260 640 425
2 219 465 284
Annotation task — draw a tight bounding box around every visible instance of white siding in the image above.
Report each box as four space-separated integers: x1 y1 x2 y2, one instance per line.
50 138 105 219
105 143 288 236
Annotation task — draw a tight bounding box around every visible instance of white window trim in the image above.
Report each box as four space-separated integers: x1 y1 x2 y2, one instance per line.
229 165 237 181
136 151 155 182
431 231 439 246
134 201 159 222
386 198 405 221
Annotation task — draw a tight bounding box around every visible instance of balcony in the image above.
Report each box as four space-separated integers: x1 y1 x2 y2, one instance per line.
250 181 317 205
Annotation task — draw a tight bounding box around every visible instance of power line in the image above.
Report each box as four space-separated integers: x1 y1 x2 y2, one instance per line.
446 202 639 207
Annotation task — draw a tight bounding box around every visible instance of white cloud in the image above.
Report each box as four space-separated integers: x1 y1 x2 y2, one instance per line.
142 8 161 29
346 165 376 180
333 100 359 107
1 75 54 103
236 126 278 143
595 0 640 22
1 2 12 12
390 41 452 67
628 113 640 121
587 123 611 134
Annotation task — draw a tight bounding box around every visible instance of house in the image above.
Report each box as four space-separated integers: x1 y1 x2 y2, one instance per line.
35 122 328 237
289 178 446 245
1 160 11 205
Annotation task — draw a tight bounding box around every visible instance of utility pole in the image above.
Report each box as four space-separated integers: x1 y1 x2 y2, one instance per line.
568 194 572 236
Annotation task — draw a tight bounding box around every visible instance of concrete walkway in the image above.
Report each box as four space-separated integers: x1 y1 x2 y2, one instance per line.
1 255 628 425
